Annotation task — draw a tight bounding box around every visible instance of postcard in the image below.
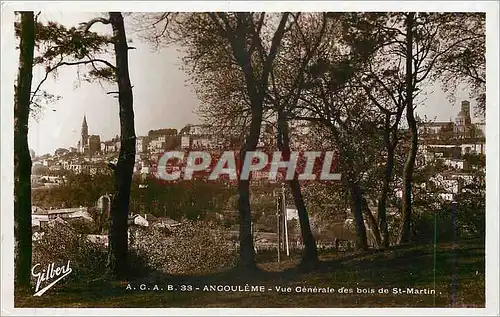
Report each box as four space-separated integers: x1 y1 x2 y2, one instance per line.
1 1 498 316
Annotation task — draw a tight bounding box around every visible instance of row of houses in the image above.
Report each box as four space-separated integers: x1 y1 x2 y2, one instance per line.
31 206 93 230
178 122 312 151
40 121 314 177
32 204 181 232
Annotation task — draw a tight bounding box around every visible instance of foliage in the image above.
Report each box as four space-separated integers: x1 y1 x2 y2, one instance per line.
130 176 237 221
67 218 96 234
14 14 115 116
411 155 485 242
130 221 237 275
413 197 485 244
32 172 114 209
432 13 486 116
32 224 107 284
302 181 349 222
32 171 237 225
148 128 178 137
135 12 486 250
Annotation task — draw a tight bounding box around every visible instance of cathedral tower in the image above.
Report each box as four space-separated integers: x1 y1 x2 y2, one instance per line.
82 115 89 143
81 115 89 153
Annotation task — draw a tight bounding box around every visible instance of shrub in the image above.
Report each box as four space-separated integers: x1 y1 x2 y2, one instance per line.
412 208 453 243
32 224 107 285
412 197 485 243
67 218 95 234
130 221 237 275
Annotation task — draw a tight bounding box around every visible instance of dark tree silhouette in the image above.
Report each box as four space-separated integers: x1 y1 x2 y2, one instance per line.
14 11 36 289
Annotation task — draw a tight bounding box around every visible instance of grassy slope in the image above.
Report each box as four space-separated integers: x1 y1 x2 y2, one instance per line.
16 239 484 308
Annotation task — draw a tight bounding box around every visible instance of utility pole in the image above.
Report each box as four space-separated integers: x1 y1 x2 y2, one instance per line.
274 184 291 261
274 187 281 263
282 183 290 257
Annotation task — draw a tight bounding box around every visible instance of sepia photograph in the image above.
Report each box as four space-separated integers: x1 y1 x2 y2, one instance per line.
1 1 498 315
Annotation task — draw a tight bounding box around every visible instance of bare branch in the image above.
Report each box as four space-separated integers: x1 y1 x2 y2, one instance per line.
80 17 111 33
416 35 479 85
59 58 115 70
30 56 116 106
30 55 63 105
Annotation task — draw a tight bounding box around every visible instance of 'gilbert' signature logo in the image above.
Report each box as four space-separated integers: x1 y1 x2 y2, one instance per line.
31 260 72 296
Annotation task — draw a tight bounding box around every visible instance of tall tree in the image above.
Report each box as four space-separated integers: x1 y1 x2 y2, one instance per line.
341 12 484 244
298 68 381 251
138 13 323 264
13 11 135 280
108 12 136 278
340 13 406 249
399 12 417 244
158 13 291 269
263 13 327 266
292 14 388 250
29 12 138 277
81 13 136 278
14 11 36 289
214 12 290 269
276 109 319 266
13 12 119 286
396 12 481 243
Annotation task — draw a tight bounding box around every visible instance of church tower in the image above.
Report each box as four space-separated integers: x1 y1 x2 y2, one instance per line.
455 100 472 138
81 115 89 152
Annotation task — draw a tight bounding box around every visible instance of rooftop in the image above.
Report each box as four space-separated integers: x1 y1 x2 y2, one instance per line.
45 207 88 215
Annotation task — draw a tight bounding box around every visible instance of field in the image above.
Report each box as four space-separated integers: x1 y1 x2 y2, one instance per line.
15 239 484 308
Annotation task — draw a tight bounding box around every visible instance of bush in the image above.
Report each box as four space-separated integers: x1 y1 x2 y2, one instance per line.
412 208 453 243
130 221 237 275
412 197 485 243
67 218 95 234
32 224 107 284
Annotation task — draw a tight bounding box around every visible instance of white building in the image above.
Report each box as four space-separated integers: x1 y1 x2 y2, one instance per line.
443 158 467 170
191 137 211 148
67 164 82 174
429 172 474 201
46 207 93 221
459 143 486 155
181 135 190 149
148 139 165 151
128 214 149 227
136 137 147 153
32 206 49 229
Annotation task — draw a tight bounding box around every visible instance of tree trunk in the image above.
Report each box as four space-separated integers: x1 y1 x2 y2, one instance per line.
362 197 381 248
107 12 136 279
348 181 368 250
227 12 288 270
237 178 256 269
377 114 395 249
14 11 35 290
377 143 393 249
277 108 318 266
236 106 260 270
399 12 417 244
289 180 319 264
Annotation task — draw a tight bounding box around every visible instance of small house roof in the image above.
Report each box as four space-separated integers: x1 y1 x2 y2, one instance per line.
32 206 48 215
46 207 87 215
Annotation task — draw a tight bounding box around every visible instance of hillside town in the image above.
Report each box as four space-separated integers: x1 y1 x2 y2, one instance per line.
30 99 485 248
31 99 485 188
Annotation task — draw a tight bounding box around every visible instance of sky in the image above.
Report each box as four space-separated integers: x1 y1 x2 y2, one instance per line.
2 11 481 156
